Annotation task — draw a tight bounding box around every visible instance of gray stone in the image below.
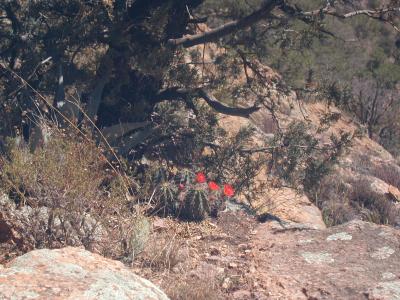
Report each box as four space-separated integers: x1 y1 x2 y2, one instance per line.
301 252 334 264
382 272 397 280
371 247 395 260
371 281 400 300
326 232 353 241
0 247 169 300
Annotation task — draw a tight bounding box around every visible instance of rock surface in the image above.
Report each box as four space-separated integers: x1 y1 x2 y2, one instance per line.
259 187 326 230
251 220 400 299
0 247 169 300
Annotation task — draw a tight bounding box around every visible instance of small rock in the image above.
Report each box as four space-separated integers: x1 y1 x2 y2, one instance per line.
238 243 249 250
210 246 220 256
228 262 238 269
382 272 397 280
222 277 232 289
0 194 14 207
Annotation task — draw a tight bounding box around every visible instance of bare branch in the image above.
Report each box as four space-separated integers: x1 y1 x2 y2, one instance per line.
303 7 400 19
197 88 260 117
168 0 282 48
155 87 260 118
169 1 399 49
282 3 400 32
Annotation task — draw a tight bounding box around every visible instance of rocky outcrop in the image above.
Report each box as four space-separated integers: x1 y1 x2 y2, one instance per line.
258 188 326 230
0 247 169 300
250 220 400 299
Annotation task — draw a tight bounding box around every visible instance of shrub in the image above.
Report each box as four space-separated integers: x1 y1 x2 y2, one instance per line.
349 178 399 226
315 174 358 226
316 175 400 226
0 129 148 259
269 120 352 193
368 163 400 190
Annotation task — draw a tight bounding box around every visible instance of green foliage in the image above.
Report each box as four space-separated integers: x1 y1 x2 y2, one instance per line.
269 120 352 193
202 125 266 201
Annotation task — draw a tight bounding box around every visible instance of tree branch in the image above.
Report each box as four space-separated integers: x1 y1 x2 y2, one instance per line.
302 6 400 19
282 2 400 32
197 88 259 117
155 87 260 118
168 0 282 48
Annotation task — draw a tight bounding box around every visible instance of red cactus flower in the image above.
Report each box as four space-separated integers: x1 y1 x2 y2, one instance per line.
178 183 185 190
223 184 235 197
196 172 206 183
208 181 219 191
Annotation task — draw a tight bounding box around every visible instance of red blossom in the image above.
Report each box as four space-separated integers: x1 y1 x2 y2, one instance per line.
223 184 235 197
208 181 220 191
196 172 206 183
178 183 185 190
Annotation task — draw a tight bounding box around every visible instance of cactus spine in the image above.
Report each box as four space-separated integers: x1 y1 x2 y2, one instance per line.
181 187 209 221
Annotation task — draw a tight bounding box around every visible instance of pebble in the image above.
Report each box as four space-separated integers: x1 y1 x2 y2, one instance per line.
210 247 220 256
222 277 232 289
228 262 238 269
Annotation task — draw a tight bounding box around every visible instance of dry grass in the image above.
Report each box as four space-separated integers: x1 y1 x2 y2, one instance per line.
349 178 399 225
351 153 400 189
139 232 184 271
317 174 399 226
0 130 148 259
166 277 221 300
368 163 400 190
